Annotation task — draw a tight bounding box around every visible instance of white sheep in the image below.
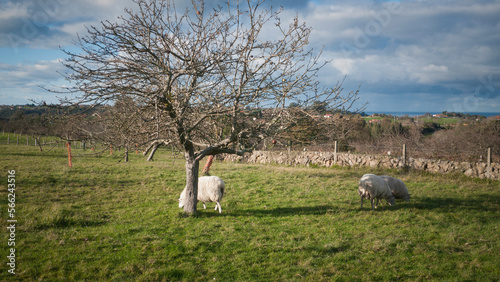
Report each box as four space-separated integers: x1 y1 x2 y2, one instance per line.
379 175 411 202
179 176 225 213
358 174 396 210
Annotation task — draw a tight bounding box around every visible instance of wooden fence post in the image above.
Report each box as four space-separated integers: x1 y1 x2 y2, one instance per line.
7 134 9 145
288 140 292 157
403 144 407 168
202 155 214 176
487 147 491 178
67 142 73 168
334 141 338 164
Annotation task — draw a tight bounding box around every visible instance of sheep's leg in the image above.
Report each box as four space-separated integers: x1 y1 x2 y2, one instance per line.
360 197 364 209
370 199 375 210
375 198 379 209
216 201 222 213
203 202 207 209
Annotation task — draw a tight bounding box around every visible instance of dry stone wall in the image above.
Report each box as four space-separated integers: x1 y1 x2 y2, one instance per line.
221 150 500 180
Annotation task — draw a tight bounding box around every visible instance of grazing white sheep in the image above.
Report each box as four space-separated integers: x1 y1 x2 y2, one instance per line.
179 176 225 213
358 174 396 210
379 175 411 202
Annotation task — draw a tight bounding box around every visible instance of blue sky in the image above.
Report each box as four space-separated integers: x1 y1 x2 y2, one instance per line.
1 0 499 113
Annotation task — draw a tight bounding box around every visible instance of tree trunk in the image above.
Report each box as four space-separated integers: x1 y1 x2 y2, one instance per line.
36 137 43 152
146 144 158 162
183 147 199 214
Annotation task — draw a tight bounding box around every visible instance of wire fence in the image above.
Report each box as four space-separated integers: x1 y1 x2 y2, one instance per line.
262 141 499 164
0 132 128 154
1 131 497 164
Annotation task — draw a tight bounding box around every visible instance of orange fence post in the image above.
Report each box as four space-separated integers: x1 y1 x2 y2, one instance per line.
66 142 73 168
202 155 214 175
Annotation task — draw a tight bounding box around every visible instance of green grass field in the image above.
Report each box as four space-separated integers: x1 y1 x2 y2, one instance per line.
362 116 461 126
420 117 461 125
1 143 499 280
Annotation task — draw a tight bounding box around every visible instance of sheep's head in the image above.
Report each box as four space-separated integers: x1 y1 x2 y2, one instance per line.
357 186 363 197
387 195 396 206
358 186 372 199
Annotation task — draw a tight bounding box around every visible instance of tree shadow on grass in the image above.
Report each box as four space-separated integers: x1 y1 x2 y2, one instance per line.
411 194 500 213
349 194 500 215
196 205 335 218
34 217 108 230
186 193 500 219
31 211 110 230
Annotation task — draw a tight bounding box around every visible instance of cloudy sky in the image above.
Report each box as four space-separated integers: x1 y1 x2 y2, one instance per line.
1 0 499 113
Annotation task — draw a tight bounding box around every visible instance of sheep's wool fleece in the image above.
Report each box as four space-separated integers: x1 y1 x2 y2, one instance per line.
196 176 225 203
359 174 394 199
379 175 410 201
180 176 225 204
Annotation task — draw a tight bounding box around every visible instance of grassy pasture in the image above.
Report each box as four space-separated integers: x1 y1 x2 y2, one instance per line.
362 116 461 126
0 143 499 281
420 117 461 125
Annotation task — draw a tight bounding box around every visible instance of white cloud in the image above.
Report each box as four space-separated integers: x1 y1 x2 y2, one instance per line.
56 21 93 37
331 58 356 75
0 59 67 104
0 0 137 49
0 2 28 21
423 64 448 72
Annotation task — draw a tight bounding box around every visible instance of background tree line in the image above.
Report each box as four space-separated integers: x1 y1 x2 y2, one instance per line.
1 104 498 162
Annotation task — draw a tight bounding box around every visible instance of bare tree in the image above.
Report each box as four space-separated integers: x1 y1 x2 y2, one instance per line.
51 0 362 214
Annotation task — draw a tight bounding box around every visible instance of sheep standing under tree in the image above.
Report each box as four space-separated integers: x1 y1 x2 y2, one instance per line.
179 176 225 213
358 174 396 210
49 0 363 215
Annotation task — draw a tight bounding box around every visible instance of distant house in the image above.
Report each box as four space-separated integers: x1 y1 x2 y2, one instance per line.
433 114 447 118
368 119 381 124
